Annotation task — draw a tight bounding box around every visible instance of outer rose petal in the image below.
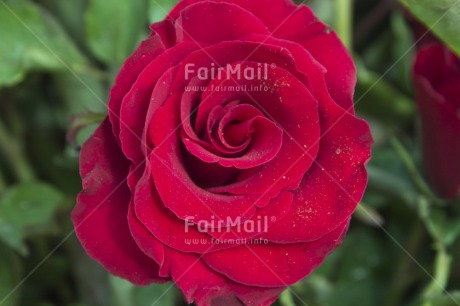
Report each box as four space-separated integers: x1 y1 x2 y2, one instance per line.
413 44 460 198
167 250 285 305
202 221 349 287
127 204 170 277
108 33 165 140
175 1 269 44
72 119 166 285
167 0 354 111
246 0 357 111
244 33 354 113
267 4 355 112
204 190 293 241
261 84 372 242
167 0 298 32
298 31 356 112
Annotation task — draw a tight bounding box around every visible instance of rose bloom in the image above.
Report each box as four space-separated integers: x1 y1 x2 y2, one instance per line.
413 44 460 199
72 0 372 304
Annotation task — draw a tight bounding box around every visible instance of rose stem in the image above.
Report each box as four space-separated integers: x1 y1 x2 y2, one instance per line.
0 166 6 193
0 119 36 183
383 220 425 306
336 0 354 50
389 137 434 200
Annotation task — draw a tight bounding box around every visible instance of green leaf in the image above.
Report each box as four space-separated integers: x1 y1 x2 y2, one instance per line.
0 244 21 306
0 182 64 255
355 58 415 127
307 0 335 28
390 11 415 93
279 290 296 306
133 283 178 306
291 228 391 306
53 71 108 126
67 112 106 147
53 70 108 148
40 0 88 48
110 276 178 306
149 0 176 23
86 0 149 66
324 230 389 306
401 0 460 57
0 1 86 86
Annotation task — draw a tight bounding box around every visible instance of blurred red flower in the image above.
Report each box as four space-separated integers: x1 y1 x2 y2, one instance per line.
413 44 460 199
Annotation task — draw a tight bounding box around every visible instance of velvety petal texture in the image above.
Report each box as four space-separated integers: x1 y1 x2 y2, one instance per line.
73 0 373 305
72 119 167 285
413 44 460 199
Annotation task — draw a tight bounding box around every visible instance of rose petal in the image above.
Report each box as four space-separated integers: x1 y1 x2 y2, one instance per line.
298 31 356 112
72 119 166 285
119 42 199 165
134 164 241 253
206 103 252 155
167 0 355 112
228 0 299 31
167 0 298 32
270 3 326 39
108 32 165 140
150 19 176 47
149 94 258 225
199 63 319 198
169 41 303 94
252 3 355 112
243 34 353 112
205 190 293 241
184 103 284 169
263 98 372 243
180 79 248 157
127 203 170 277
175 2 269 44
167 250 285 305
202 220 349 287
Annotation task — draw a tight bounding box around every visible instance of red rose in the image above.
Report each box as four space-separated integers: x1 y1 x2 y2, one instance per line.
413 44 460 199
72 0 372 304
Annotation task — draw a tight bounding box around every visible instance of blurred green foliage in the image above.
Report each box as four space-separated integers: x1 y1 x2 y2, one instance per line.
401 0 460 57
0 1 86 86
0 0 459 306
